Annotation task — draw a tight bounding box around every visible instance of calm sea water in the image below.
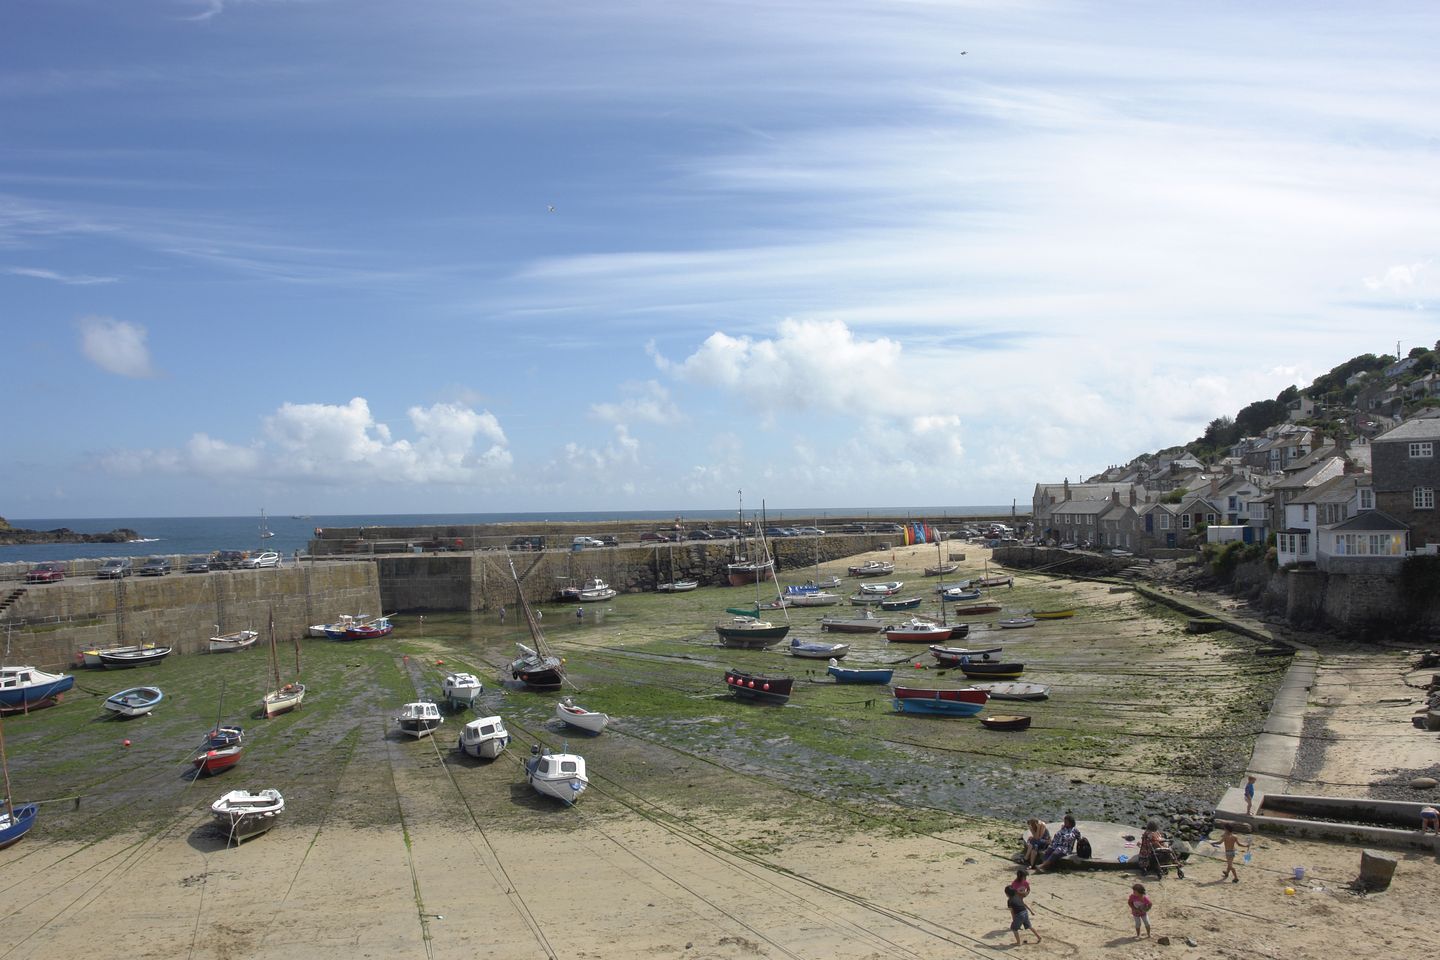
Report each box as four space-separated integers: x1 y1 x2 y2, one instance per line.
1 506 1014 564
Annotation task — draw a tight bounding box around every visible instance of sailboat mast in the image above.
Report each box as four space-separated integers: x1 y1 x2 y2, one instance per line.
0 713 13 822
268 607 280 688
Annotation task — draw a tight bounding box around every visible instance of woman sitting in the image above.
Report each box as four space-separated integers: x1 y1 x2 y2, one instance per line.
1139 821 1185 879
1024 818 1051 868
1034 814 1078 872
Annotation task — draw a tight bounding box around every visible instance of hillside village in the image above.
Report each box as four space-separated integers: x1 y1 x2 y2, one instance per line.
1029 347 1440 634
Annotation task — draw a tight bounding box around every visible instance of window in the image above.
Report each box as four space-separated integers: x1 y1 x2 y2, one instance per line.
1181 514 1192 529
1301 504 1310 521
1087 515 1094 525
1334 533 1404 556
1416 487 1436 510
1359 488 1375 511
1409 441 1434 459
1159 513 1171 530
1278 532 1310 557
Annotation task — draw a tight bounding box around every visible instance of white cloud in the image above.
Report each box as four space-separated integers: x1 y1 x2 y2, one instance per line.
6 266 116 285
78 315 158 378
589 380 683 425
1363 262 1428 296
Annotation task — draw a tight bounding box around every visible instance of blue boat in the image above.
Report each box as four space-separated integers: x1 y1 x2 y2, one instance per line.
206 726 244 748
891 697 986 717
0 803 38 850
826 659 894 684
0 666 75 711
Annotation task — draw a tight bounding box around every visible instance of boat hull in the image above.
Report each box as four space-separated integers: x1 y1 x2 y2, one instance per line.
458 716 509 759
820 615 885 633
397 717 444 738
952 604 1002 615
208 631 258 653
959 662 1025 680
980 715 1032 731
556 699 610 733
972 682 1050 701
724 668 794 705
211 789 284 843
879 597 923 611
893 685 988 704
715 623 790 648
0 671 75 710
262 684 306 718
789 640 850 659
99 647 172 669
0 804 39 850
103 687 163 717
1032 609 1075 620
726 560 773 587
657 580 699 592
192 744 244 775
827 666 894 684
892 697 985 717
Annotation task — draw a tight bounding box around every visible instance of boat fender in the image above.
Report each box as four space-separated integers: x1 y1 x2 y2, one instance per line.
762 683 770 691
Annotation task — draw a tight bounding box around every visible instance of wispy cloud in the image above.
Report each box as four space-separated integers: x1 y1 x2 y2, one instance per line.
78 316 158 378
7 266 116 285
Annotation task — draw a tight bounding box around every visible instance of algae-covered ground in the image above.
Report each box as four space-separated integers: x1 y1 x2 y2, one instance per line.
2 548 1285 847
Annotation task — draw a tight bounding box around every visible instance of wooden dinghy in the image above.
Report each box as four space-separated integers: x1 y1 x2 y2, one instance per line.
969 681 1049 701
979 714 1031 731
959 661 1025 680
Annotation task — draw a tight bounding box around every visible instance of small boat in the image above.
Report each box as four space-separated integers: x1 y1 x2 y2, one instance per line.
848 592 886 605
99 646 172 669
1031 608 1075 620
395 702 445 739
879 596 923 612
211 788 284 843
208 629 259 653
826 659 893 684
0 666 76 711
103 686 163 717
891 685 989 717
205 725 244 747
789 638 851 660
939 587 982 603
564 578 617 603
724 667 794 705
656 579 700 592
807 575 843 590
342 616 393 640
191 743 244 775
935 579 971 593
884 618 955 643
441 672 484 710
787 590 841 607
715 617 790 648
859 580 904 594
924 563 958 576
952 603 1003 616
458 715 510 759
820 609 886 633
929 644 1002 666
308 614 369 638
976 575 1014 588
998 617 1037 630
556 697 610 733
0 712 38 850
958 661 1025 679
261 611 306 718
979 714 1032 731
510 642 564 689
525 747 588 804
849 560 895 577
970 681 1050 701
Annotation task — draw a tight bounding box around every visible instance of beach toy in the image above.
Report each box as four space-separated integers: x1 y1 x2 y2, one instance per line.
1284 886 1295 896
1243 851 1252 864
1292 866 1305 881
1117 854 1129 863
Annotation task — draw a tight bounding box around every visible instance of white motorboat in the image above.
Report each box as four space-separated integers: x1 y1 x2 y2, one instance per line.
787 590 841 607
819 609 886 633
458 715 510 759
208 629 259 653
788 638 851 659
859 580 904 595
555 697 609 734
211 788 284 843
969 681 1051 701
848 560 895 577
656 579 700 592
998 616 1038 629
562 578 618 602
441 672 483 710
525 747 588 804
103 686 163 717
395 702 444 739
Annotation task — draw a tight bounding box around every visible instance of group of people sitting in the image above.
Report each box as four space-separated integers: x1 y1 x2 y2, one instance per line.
1023 816 1186 877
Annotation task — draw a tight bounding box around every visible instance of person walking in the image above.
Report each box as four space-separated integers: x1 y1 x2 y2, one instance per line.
1005 883 1040 945
499 605 506 624
1128 883 1152 939
1218 823 1249 882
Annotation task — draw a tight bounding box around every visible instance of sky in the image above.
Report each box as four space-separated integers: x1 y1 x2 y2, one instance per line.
2 1 1437 518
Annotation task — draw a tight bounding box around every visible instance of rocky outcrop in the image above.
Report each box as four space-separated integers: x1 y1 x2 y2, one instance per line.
0 519 140 545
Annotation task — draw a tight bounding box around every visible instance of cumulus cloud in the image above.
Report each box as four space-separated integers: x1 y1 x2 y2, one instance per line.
1363 262 1426 294
589 380 683 425
78 315 158 378
95 396 511 486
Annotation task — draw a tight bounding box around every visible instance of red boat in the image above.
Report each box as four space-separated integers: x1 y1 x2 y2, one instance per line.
883 618 955 643
343 616 393 640
192 743 244 776
892 685 988 704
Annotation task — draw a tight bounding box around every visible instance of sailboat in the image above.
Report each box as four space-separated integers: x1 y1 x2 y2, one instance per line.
716 505 791 648
507 559 565 689
726 491 774 586
259 508 274 540
0 713 37 849
261 609 306 718
656 543 698 592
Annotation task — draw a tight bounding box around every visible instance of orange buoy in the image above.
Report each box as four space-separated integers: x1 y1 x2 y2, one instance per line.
122 739 132 748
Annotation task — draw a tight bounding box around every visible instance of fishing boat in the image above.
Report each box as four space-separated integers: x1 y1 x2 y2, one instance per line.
849 560 895 577
261 610 306 718
0 713 37 850
958 660 1025 679
525 746 588 804
656 579 699 592
807 575 842 589
308 614 369 638
953 602 1003 616
929 644 1001 666
891 685 989 717
556 697 610 734
395 702 444 739
785 585 841 607
441 672 483 710
191 742 244 776
826 659 894 684
976 575 1014 588
788 638 850 660
458 715 510 759
819 609 886 633
998 616 1037 630
939 587 982 603
508 559 566 689
210 788 284 843
859 580 904 594
715 616 790 648
935 579 972 594
884 618 955 643
879 596 923 612
979 714 1032 731
970 682 1050 701
724 667 794 705
208 629 259 653
0 666 75 711
103 686 163 717
99 645 172 669
561 578 617 602
1031 608 1076 620
342 616 393 640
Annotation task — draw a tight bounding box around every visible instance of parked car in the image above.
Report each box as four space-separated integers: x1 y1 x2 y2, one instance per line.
209 550 248 570
185 556 212 573
25 561 66 583
242 551 281 569
572 536 606 549
840 523 867 533
639 532 666 542
796 526 823 536
509 535 547 551
139 557 172 576
764 527 788 539
597 535 620 546
96 558 133 579
687 530 714 540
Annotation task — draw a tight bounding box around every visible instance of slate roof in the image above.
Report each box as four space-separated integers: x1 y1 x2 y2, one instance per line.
1374 418 1440 442
1329 510 1408 532
1290 475 1368 506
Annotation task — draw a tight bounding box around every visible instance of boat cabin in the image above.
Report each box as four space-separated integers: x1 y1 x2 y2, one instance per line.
532 753 585 779
399 702 443 721
462 716 508 742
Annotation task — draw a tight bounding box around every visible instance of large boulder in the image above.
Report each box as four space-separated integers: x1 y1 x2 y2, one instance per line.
1357 849 1397 891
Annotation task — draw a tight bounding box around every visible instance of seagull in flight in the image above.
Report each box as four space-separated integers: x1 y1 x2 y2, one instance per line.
547 204 556 213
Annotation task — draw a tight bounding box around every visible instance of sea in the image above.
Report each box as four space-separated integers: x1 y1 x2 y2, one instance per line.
0 507 1015 564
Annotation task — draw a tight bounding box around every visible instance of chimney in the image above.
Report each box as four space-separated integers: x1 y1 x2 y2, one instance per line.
1129 487 1137 506
1063 478 1072 501
1111 488 1120 505
1208 475 1219 497
1223 463 1233 477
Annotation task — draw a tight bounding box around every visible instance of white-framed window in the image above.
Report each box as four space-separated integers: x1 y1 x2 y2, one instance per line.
1359 488 1375 511
1333 533 1404 556
1278 532 1311 557
1301 504 1310 521
1159 513 1171 530
1206 513 1217 524
1409 441 1434 459
1087 515 1094 525
1416 487 1436 510
1181 514 1192 529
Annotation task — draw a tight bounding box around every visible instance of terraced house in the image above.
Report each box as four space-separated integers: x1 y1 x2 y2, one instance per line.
1370 417 1440 551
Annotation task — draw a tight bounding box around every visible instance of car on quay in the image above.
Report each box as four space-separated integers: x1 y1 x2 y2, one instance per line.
185 556 211 573
572 536 606 549
639 532 666 542
96 558 133 579
687 530 714 540
509 536 547 551
25 562 66 583
210 550 248 570
139 557 171 576
597 535 620 546
795 526 823 536
242 551 281 569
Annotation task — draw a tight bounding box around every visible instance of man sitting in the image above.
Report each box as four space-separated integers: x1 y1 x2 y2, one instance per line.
1035 815 1079 872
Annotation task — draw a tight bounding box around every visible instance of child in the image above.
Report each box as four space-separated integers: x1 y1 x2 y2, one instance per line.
1005 883 1041 945
1421 805 1439 835
1128 883 1152 939
1218 823 1249 883
1244 776 1257 816
1012 867 1031 904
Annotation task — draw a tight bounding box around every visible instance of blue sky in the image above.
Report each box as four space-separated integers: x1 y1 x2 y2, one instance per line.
3 1 1437 518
